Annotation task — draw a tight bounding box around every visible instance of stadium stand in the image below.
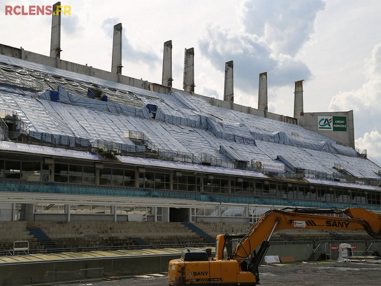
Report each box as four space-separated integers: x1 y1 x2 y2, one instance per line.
0 34 381 255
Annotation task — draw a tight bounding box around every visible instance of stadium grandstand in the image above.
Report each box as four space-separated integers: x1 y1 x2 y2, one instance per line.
0 6 380 255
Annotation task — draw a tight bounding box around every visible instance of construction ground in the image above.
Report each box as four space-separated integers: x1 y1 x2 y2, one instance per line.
60 260 381 286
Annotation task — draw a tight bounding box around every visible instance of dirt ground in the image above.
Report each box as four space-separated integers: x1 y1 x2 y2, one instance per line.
61 260 381 286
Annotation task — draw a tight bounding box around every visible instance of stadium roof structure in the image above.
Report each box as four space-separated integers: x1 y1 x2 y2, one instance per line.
0 53 380 186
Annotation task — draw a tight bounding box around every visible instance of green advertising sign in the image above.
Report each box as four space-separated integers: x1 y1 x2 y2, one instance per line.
318 116 347 131
332 116 347 131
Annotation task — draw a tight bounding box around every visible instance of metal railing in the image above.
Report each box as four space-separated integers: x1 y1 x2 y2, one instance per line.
1 179 381 211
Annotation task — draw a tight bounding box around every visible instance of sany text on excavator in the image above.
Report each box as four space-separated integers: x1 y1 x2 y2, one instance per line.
168 208 381 285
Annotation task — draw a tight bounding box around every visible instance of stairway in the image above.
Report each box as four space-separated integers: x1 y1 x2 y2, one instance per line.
27 226 57 252
183 222 214 244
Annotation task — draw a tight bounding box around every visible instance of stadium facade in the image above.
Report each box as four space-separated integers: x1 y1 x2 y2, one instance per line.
0 10 380 224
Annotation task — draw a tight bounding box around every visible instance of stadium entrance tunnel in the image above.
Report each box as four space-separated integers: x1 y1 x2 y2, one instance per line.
170 208 189 222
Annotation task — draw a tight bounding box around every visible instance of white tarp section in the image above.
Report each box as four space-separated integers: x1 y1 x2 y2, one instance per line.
0 141 100 160
0 55 379 179
306 178 381 192
117 155 267 178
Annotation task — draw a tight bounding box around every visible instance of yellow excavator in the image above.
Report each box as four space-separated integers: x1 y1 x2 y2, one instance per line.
168 208 381 285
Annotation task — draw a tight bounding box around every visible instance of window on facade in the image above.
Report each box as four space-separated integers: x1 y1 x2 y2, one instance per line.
144 172 155 189
100 168 111 185
243 180 254 193
368 192 380 205
188 175 196 192
203 176 214 193
0 160 4 178
54 163 68 183
69 164 82 184
255 182 263 193
232 178 243 193
112 168 124 186
212 177 221 193
21 161 41 182
124 169 135 187
154 172 169 190
4 160 21 179
175 173 188 191
83 166 95 185
221 179 230 193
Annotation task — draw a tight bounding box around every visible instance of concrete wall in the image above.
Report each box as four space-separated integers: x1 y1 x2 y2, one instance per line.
0 203 13 221
34 213 129 222
0 254 178 285
0 44 151 91
195 216 250 224
268 242 314 261
299 110 355 148
268 240 381 261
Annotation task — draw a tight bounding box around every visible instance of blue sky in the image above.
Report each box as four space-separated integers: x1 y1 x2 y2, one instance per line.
1 0 381 164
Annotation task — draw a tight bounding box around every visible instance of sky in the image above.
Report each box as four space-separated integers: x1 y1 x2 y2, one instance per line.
0 0 381 165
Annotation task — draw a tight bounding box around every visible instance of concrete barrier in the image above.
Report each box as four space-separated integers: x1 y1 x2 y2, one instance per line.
0 254 178 285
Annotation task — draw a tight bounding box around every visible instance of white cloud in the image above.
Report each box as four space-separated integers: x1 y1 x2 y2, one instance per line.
329 44 381 135
199 25 310 93
356 130 381 165
62 15 81 35
198 0 324 94
329 43 381 164
241 0 325 56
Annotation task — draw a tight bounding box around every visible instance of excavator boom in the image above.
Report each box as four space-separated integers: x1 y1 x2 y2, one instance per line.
234 208 381 263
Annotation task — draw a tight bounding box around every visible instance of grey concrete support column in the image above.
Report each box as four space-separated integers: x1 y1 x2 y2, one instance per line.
183 48 195 93
223 61 234 103
111 23 123 75
189 208 193 223
135 168 140 188
162 207 170 222
95 163 103 186
294 80 304 119
154 207 158 222
258 72 268 113
65 204 71 222
24 204 35 222
11 203 16 221
44 158 55 183
170 172 174 191
50 2 62 59
348 110 355 148
111 205 117 222
49 163 55 183
162 40 173 87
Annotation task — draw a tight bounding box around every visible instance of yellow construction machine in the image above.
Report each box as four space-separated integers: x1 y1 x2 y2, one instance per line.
168 208 381 285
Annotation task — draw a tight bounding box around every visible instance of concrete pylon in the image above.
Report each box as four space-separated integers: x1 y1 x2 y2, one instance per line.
294 80 304 118
162 40 173 87
224 60 234 103
50 2 62 58
183 48 195 93
111 23 123 74
258 72 268 112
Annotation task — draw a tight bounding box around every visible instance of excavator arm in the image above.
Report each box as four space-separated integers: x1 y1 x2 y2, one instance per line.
233 208 381 264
